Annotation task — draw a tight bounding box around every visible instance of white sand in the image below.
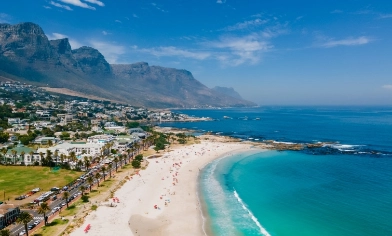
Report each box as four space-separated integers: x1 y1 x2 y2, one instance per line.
70 140 255 236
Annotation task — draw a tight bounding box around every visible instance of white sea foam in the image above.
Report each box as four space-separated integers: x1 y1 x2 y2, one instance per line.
233 189 271 236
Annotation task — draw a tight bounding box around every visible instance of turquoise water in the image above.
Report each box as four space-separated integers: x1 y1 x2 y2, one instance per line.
162 107 392 235
200 151 392 236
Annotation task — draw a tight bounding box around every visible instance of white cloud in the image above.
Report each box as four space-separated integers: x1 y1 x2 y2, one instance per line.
208 35 271 66
321 36 372 48
50 1 73 11
59 0 95 10
382 85 392 90
331 9 343 14
0 13 10 23
379 14 392 19
139 46 211 60
223 19 268 31
216 0 226 3
84 0 104 6
102 31 108 35
89 40 125 63
47 33 83 49
43 6 52 9
151 2 167 12
132 14 138 18
115 20 122 23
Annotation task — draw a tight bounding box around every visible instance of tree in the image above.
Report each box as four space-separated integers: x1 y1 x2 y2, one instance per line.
95 172 101 187
20 151 25 165
39 152 44 165
46 150 53 167
16 211 33 236
0 132 9 143
1 148 7 164
131 160 141 169
63 191 70 208
108 163 113 178
11 150 17 165
29 151 34 163
0 229 11 236
37 202 51 226
80 185 86 195
101 166 106 181
87 176 94 191
69 151 76 163
135 154 143 162
113 157 119 172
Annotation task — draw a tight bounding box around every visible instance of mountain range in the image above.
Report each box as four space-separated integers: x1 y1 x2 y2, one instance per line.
0 22 256 108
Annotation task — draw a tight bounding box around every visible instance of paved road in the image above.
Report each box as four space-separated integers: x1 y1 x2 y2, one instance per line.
10 162 123 236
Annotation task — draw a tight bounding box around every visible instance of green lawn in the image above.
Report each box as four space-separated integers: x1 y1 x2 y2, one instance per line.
0 166 81 200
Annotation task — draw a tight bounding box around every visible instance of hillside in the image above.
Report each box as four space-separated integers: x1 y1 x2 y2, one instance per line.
0 22 256 108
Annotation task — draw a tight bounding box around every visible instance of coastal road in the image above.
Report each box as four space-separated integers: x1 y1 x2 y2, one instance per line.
11 162 121 236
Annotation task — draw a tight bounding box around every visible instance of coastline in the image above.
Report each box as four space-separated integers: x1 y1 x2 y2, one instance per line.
69 135 267 236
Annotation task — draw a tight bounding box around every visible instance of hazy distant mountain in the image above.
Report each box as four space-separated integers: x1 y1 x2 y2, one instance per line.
0 22 256 108
212 86 243 100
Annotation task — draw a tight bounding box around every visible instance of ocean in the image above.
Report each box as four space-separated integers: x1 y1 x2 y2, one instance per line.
161 106 392 236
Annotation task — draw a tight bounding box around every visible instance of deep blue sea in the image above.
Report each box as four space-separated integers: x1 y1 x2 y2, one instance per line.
161 107 392 236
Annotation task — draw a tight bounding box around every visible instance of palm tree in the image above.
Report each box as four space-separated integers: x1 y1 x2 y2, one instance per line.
37 202 51 226
29 151 34 164
20 151 25 164
80 185 86 195
39 152 44 165
119 155 124 167
83 156 90 171
69 151 76 163
63 191 70 208
16 211 33 236
108 163 113 178
11 150 17 165
101 166 106 181
1 148 7 165
46 150 53 167
95 172 101 187
60 154 65 164
77 160 83 170
113 157 119 172
126 148 131 162
54 149 59 164
0 229 11 236
87 176 94 191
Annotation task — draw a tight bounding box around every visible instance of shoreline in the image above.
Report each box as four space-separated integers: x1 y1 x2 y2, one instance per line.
69 135 267 236
197 148 268 236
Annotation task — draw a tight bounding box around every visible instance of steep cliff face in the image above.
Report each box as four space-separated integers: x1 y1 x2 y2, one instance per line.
212 86 243 100
0 22 56 62
111 63 256 108
0 22 256 108
72 46 111 74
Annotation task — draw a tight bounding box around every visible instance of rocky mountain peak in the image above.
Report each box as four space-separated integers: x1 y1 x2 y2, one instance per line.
72 46 111 74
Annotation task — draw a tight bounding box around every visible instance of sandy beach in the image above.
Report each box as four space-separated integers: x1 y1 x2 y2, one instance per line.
70 139 256 236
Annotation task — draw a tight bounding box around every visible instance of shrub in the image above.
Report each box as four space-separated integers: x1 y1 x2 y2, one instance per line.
131 160 141 168
81 195 89 202
135 154 143 162
91 205 98 211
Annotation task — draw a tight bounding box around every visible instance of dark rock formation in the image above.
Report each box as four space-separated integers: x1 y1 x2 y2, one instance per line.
0 22 256 108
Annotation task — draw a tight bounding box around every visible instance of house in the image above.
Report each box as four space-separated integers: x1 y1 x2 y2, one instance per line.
5 142 37 165
87 135 114 144
7 118 20 125
33 136 59 145
0 204 20 229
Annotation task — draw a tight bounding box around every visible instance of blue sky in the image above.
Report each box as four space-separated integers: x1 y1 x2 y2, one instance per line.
1 0 392 105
